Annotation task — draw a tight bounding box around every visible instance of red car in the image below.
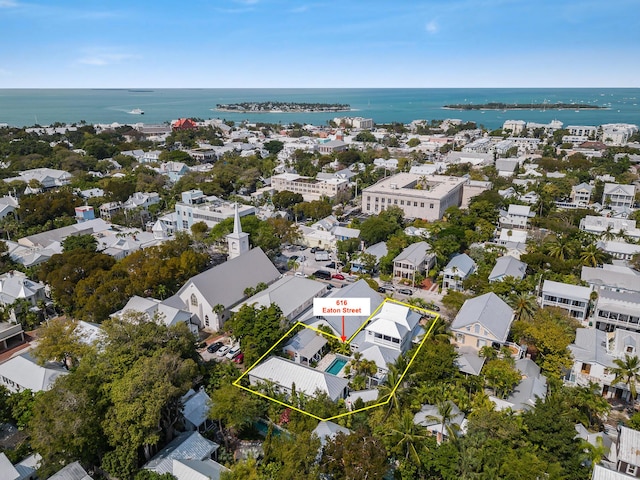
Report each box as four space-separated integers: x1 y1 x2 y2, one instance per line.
233 353 244 364
332 273 345 280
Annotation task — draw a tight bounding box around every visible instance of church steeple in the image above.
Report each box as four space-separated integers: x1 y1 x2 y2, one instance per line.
226 203 250 260
233 201 242 235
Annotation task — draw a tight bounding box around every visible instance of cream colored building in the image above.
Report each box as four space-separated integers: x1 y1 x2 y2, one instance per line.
362 173 466 221
271 173 350 202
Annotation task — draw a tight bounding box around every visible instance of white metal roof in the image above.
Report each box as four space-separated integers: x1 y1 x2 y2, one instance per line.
248 356 349 401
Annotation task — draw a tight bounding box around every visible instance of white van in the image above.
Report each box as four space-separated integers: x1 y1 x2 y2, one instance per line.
225 345 241 359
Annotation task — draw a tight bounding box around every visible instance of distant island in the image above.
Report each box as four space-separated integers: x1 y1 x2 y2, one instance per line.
214 101 351 113
443 102 607 111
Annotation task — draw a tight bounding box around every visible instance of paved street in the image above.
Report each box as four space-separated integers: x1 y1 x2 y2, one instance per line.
277 245 446 311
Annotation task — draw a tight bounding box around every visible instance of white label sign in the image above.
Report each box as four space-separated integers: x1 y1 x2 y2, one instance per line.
313 297 371 317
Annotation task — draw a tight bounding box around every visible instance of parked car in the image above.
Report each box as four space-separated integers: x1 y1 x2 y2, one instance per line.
233 353 244 364
397 288 413 296
226 346 241 359
310 247 319 253
207 341 224 353
313 270 332 280
332 273 345 280
216 345 231 357
289 255 299 262
294 271 308 278
426 303 441 312
325 262 337 269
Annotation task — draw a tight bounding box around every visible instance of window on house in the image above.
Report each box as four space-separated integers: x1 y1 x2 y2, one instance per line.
581 363 591 374
627 346 635 354
420 202 424 207
190 294 198 307
205 315 209 327
627 465 637 476
430 203 434 209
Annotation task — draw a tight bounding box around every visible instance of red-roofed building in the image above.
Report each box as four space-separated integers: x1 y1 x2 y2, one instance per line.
172 118 198 131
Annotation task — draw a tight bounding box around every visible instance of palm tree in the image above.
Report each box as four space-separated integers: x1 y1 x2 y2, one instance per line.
547 235 575 260
600 225 617 242
433 401 456 444
287 257 300 272
507 292 538 321
386 411 429 464
426 317 453 344
378 365 403 418
567 382 611 428
611 354 640 406
579 244 607 267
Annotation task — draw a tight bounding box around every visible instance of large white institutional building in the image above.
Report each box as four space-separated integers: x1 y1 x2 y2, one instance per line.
362 173 466 221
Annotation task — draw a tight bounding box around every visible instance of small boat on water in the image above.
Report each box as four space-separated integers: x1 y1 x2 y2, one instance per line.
128 108 144 115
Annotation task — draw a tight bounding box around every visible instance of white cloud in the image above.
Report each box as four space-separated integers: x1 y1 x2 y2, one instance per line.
78 52 138 66
0 0 18 7
234 0 259 4
425 20 439 34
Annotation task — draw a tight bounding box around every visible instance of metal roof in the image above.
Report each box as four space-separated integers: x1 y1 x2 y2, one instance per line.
393 241 432 265
144 432 219 475
451 292 514 343
48 462 92 480
171 247 280 310
618 426 640 467
248 356 349 402
488 255 527 282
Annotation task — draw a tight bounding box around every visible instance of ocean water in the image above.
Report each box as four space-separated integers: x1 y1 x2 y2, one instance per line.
0 88 639 129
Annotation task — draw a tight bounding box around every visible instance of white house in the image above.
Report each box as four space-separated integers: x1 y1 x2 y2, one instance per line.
499 204 535 230
603 183 636 210
0 352 67 393
393 241 436 284
442 253 476 291
351 302 424 379
488 256 527 282
567 328 640 403
248 356 349 401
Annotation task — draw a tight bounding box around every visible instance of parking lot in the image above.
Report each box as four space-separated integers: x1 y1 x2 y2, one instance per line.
198 335 242 363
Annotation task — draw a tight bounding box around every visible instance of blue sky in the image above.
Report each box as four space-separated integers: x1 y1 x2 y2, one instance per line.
1 0 638 88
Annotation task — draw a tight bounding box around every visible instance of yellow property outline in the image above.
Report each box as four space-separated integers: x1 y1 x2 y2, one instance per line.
233 298 439 421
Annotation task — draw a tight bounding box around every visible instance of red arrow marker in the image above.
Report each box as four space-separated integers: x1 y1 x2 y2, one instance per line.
341 316 347 342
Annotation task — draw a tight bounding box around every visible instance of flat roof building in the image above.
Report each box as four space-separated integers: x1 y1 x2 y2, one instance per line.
271 173 350 202
362 173 466 221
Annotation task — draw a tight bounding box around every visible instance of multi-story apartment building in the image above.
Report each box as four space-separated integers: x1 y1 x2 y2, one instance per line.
601 123 639 146
271 173 350 202
175 190 255 232
362 173 466 221
540 280 591 320
593 290 640 333
567 125 597 137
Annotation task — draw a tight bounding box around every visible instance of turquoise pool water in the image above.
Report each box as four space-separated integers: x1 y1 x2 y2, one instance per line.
326 358 347 375
254 419 282 437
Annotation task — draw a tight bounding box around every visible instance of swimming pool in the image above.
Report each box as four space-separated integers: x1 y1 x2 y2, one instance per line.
325 357 347 375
